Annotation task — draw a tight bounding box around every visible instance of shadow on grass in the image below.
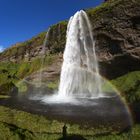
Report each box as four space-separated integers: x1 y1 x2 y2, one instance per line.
58 134 87 140
131 102 140 123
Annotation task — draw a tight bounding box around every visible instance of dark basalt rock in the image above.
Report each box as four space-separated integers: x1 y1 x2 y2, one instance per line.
89 0 140 79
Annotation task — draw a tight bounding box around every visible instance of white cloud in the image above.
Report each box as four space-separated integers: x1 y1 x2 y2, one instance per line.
0 45 5 53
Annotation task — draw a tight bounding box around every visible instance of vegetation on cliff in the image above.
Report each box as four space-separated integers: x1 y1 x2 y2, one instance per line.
0 54 58 95
0 32 46 62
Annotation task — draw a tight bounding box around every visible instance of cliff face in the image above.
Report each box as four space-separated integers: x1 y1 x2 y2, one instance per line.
1 0 139 79
87 0 140 79
45 21 67 54
0 21 67 63
45 0 140 79
0 32 46 62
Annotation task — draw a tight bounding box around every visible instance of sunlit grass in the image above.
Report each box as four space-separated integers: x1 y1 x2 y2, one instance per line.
0 95 10 99
111 71 140 103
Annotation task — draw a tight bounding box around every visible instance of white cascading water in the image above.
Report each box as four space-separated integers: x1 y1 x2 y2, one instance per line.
58 10 102 98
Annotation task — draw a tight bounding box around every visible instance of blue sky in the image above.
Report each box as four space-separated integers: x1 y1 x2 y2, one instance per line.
0 0 103 51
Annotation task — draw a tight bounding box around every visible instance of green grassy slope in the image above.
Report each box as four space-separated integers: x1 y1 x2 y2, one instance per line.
111 71 140 104
0 54 58 95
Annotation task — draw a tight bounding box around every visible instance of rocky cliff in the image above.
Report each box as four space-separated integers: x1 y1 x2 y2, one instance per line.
1 0 139 80
0 21 67 63
46 0 140 79
87 0 140 79
0 32 46 62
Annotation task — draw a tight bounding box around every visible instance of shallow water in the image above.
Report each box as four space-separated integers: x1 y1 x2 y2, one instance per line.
0 93 132 130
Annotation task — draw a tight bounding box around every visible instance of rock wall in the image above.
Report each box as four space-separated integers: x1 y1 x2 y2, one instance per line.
0 0 140 80
87 0 140 79
46 0 140 79
0 32 46 62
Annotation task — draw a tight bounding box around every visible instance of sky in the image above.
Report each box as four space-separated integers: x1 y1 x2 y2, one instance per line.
0 0 103 51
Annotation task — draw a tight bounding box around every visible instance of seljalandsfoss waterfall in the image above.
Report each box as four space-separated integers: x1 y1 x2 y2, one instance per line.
5 10 132 129
21 10 132 130
58 10 102 98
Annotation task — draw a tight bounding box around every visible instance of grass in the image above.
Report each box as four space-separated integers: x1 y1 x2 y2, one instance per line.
0 54 58 95
16 81 28 93
87 0 122 15
102 80 116 93
0 95 10 99
111 71 140 103
0 106 140 140
0 106 118 136
86 0 134 19
47 80 59 90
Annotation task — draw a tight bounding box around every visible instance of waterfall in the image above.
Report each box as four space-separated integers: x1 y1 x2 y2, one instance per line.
58 10 102 98
38 30 49 88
